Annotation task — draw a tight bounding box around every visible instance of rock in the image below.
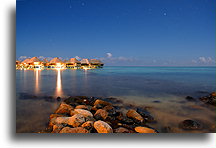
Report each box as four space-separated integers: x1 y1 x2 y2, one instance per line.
106 118 119 129
135 126 157 133
114 127 130 133
185 96 196 101
115 112 124 121
152 100 161 103
103 105 116 115
52 124 64 133
59 127 89 133
94 109 108 120
94 120 113 133
75 105 92 111
56 96 61 101
126 109 144 123
64 96 82 106
81 121 94 130
121 117 134 125
55 102 74 114
136 108 156 123
94 99 112 107
74 109 93 118
94 104 103 109
49 117 69 127
179 119 202 130
68 114 86 127
211 92 216 97
49 114 65 120
199 95 216 106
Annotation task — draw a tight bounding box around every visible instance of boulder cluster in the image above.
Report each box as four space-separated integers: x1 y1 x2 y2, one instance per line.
186 92 216 106
45 96 158 133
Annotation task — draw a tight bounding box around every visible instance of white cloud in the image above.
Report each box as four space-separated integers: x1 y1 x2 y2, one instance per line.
75 56 81 60
192 56 215 65
198 57 207 63
18 56 27 61
38 56 45 60
106 53 112 58
198 56 215 64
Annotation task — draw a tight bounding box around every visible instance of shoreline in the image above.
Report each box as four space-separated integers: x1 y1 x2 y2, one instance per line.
37 92 216 133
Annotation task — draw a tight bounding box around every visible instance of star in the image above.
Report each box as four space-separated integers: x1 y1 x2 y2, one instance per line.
163 12 167 16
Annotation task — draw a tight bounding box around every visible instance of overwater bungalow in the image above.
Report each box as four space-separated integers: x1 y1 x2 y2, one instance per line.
65 58 81 69
80 59 90 69
89 59 104 68
28 57 43 69
16 60 21 69
49 57 64 68
41 58 49 67
20 58 31 68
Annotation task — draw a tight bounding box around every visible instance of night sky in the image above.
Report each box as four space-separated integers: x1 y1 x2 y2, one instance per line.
16 0 215 66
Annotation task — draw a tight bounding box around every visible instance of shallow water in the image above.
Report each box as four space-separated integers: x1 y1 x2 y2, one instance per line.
16 66 216 133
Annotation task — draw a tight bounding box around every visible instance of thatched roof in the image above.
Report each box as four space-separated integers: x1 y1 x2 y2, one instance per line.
80 59 89 64
16 60 21 64
21 58 31 64
66 58 81 64
49 57 63 64
90 59 103 65
42 58 49 63
28 57 41 63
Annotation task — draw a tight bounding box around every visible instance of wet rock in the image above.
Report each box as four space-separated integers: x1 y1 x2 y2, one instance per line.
136 108 156 123
106 118 119 129
199 95 216 106
185 96 196 101
135 126 157 133
49 117 69 126
121 117 134 125
59 127 89 133
90 106 98 114
81 121 94 130
49 114 65 120
74 109 93 118
94 99 112 107
56 96 61 101
179 119 202 130
120 124 135 130
52 124 64 133
152 100 161 103
103 105 116 115
75 105 92 111
55 102 74 114
211 92 216 97
64 96 83 105
68 114 86 127
114 127 130 133
94 120 113 133
126 109 144 123
115 112 124 120
94 109 108 120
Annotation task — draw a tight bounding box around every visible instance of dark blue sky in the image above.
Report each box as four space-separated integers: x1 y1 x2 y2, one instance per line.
16 0 215 66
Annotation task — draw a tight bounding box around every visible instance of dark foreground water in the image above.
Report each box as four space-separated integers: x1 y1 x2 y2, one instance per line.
16 66 216 133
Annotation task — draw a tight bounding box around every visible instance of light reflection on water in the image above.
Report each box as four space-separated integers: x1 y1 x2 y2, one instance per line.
55 69 63 97
34 69 40 94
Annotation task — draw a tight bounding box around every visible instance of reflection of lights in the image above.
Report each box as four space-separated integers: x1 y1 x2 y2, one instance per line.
56 69 63 97
34 69 41 94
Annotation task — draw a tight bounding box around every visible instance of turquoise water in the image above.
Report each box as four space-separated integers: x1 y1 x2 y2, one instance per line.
16 66 216 133
16 66 215 98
